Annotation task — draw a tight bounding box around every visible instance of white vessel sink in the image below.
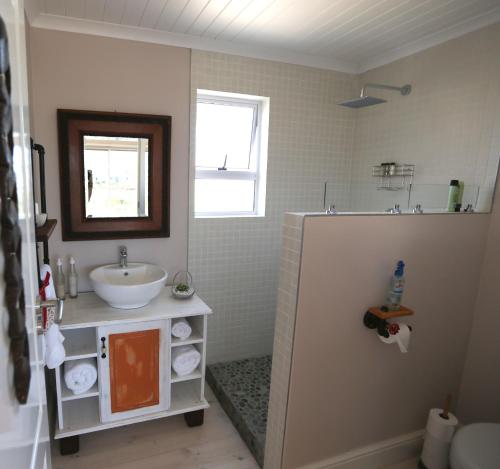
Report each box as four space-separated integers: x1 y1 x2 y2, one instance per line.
89 263 168 309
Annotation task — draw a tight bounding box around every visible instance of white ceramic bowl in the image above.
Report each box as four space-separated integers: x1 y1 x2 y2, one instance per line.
35 213 48 227
90 263 168 309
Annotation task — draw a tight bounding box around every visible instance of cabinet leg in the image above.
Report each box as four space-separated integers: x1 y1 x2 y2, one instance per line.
59 435 79 455
184 409 204 427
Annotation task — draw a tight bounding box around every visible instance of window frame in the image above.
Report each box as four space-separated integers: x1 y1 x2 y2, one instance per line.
194 91 267 218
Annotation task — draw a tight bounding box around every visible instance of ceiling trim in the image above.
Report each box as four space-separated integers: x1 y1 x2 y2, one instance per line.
26 6 500 76
358 5 500 73
29 13 359 74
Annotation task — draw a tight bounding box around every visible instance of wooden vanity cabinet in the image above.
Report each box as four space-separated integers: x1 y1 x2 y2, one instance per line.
97 320 170 422
53 291 211 455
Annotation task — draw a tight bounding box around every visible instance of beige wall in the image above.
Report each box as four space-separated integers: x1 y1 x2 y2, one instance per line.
458 188 500 423
350 22 500 212
280 213 489 468
28 28 191 290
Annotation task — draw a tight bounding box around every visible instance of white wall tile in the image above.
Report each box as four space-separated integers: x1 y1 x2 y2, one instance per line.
350 23 500 212
189 51 357 364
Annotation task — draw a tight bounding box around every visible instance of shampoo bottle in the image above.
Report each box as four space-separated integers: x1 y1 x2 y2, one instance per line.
456 181 465 212
55 258 66 300
69 257 78 298
447 180 460 212
386 260 405 311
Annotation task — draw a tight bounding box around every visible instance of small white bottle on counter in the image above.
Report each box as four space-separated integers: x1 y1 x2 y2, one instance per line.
55 258 66 300
68 257 78 298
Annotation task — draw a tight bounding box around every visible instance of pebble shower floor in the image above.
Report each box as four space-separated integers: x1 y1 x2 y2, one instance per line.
206 355 272 467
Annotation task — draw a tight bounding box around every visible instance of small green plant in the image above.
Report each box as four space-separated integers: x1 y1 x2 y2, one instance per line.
175 283 190 292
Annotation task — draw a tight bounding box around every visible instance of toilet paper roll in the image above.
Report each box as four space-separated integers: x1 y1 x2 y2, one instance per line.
395 323 411 353
378 322 411 353
425 408 458 442
421 434 451 469
421 408 458 469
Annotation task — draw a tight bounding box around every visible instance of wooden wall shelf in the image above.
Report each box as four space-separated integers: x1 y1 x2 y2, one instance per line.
36 218 57 242
367 305 414 320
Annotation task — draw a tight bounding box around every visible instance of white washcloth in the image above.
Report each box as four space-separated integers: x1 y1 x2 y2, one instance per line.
172 345 201 377
64 359 97 395
171 318 192 340
45 324 66 369
41 263 66 368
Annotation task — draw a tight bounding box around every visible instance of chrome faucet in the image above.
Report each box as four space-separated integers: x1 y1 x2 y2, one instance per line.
119 246 128 268
386 204 401 214
326 204 337 215
412 204 423 214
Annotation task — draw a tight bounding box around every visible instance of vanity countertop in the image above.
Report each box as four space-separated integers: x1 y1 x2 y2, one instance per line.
59 288 212 330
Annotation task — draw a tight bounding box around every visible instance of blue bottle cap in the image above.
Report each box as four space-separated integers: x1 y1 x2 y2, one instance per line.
395 260 405 276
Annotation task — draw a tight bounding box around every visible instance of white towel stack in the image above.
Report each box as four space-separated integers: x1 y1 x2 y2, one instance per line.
172 345 201 377
64 359 98 395
171 318 192 340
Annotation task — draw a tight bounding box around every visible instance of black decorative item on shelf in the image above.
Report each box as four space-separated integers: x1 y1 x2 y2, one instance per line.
363 310 390 338
31 141 47 212
0 17 30 404
363 306 414 339
31 139 50 270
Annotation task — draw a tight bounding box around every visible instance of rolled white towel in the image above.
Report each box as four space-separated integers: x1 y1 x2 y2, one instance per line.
64 359 97 395
172 345 201 377
45 324 66 369
172 318 192 340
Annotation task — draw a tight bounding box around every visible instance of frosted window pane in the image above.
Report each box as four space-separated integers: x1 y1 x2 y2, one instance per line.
196 102 255 170
195 179 255 213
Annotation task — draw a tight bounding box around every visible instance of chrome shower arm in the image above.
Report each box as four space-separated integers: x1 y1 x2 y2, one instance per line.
360 83 412 97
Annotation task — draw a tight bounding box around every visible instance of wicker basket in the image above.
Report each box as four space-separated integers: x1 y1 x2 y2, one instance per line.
171 270 195 299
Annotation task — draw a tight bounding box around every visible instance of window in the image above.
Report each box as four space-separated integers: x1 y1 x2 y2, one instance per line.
194 90 269 217
83 136 149 218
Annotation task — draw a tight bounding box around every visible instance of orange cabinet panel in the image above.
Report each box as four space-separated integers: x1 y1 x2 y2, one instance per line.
98 320 170 423
109 329 160 413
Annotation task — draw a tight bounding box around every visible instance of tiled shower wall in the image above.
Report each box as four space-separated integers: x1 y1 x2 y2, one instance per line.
189 51 358 363
349 22 500 212
189 22 500 364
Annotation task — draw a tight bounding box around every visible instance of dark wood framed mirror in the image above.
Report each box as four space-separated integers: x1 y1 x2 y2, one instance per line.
57 110 171 240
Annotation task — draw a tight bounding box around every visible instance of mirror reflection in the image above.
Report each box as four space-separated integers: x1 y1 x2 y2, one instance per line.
83 136 149 218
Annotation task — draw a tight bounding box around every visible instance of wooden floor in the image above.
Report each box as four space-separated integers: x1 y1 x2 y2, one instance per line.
51 386 259 469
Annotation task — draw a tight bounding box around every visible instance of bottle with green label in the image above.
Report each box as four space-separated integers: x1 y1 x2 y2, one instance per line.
456 181 464 211
447 180 460 212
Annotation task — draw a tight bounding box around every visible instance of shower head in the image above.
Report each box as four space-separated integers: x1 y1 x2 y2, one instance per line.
337 83 411 109
337 96 387 108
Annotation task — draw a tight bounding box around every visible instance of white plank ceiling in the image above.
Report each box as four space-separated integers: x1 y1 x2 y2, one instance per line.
26 0 500 72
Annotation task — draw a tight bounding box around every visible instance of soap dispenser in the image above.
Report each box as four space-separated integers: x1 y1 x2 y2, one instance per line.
55 258 66 300
68 257 78 298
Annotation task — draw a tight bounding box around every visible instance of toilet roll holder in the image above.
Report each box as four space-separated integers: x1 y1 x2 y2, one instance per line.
363 305 413 338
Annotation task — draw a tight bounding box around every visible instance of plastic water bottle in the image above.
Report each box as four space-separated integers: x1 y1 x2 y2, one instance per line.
386 260 405 311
